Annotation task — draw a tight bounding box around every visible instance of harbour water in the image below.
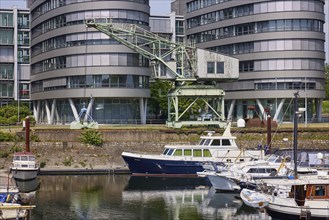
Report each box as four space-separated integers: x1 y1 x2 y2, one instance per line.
25 175 272 220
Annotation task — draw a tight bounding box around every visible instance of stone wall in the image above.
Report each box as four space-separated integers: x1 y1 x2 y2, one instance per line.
3 128 328 170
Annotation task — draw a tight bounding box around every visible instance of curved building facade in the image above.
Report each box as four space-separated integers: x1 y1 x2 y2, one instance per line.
28 0 150 124
185 0 326 123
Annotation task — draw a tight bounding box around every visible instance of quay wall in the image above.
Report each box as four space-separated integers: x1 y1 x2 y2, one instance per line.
0 128 328 170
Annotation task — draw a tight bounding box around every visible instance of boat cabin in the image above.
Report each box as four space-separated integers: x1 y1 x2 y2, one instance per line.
306 184 329 199
161 131 239 159
288 183 329 206
12 152 37 169
163 148 212 158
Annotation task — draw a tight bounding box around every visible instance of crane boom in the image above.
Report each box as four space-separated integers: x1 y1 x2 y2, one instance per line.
86 19 197 81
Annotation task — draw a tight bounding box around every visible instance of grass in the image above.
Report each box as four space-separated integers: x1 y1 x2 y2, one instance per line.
0 121 329 133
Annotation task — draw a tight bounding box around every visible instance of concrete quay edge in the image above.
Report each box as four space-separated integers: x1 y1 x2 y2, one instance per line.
38 166 131 175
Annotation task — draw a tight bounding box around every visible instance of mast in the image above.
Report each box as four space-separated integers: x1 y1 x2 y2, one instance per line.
25 116 30 152
293 92 299 179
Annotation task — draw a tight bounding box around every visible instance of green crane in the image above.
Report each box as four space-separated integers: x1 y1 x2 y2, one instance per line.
85 19 239 128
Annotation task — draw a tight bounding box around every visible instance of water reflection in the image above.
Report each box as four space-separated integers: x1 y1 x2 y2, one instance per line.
29 175 271 220
16 178 40 193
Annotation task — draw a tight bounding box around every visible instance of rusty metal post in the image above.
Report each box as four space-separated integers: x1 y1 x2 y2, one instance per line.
266 114 271 154
25 116 30 152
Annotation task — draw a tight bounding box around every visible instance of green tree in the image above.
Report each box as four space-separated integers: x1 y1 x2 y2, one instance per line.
0 103 31 124
149 81 210 120
325 63 329 99
149 80 172 119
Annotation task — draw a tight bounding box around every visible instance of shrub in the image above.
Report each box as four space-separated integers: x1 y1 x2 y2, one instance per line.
79 129 103 147
31 133 40 142
0 132 15 142
0 150 9 158
40 161 46 168
63 156 74 166
10 145 23 153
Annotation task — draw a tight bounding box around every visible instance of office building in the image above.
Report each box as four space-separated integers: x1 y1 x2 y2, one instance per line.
28 0 150 124
183 0 326 123
0 7 30 106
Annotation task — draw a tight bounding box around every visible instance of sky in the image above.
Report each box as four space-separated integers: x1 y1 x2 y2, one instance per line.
0 0 172 15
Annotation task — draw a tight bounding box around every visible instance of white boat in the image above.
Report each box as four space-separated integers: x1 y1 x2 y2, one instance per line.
240 188 271 209
0 203 35 219
10 152 39 181
200 155 290 192
121 123 264 176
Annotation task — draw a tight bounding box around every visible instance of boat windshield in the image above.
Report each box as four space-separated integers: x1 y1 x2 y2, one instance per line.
266 154 278 162
199 139 206 145
163 148 174 156
20 156 28 161
28 156 35 161
199 139 211 146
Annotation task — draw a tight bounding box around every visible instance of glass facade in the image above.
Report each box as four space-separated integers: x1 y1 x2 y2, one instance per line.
188 19 324 43
49 98 141 124
0 9 30 105
210 39 324 55
185 0 325 123
187 1 323 28
29 0 150 125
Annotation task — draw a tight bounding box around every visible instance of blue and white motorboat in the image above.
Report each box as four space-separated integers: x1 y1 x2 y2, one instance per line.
121 124 264 176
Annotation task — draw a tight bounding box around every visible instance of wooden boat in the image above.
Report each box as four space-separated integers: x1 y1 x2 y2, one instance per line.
256 177 329 219
0 203 35 220
10 152 39 181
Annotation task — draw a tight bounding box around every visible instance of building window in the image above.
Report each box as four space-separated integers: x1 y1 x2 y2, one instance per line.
216 62 224 74
19 83 30 99
207 62 215 73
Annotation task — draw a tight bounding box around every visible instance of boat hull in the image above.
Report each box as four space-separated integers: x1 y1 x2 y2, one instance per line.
11 168 39 181
207 175 240 192
122 154 205 176
266 202 329 220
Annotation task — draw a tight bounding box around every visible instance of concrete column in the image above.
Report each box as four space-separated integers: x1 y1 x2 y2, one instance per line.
256 99 266 120
227 99 236 121
50 99 56 124
317 98 323 122
45 100 51 124
69 99 79 122
236 100 243 119
273 98 285 122
84 97 94 122
55 106 59 124
33 101 38 123
139 98 147 124
40 101 44 124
